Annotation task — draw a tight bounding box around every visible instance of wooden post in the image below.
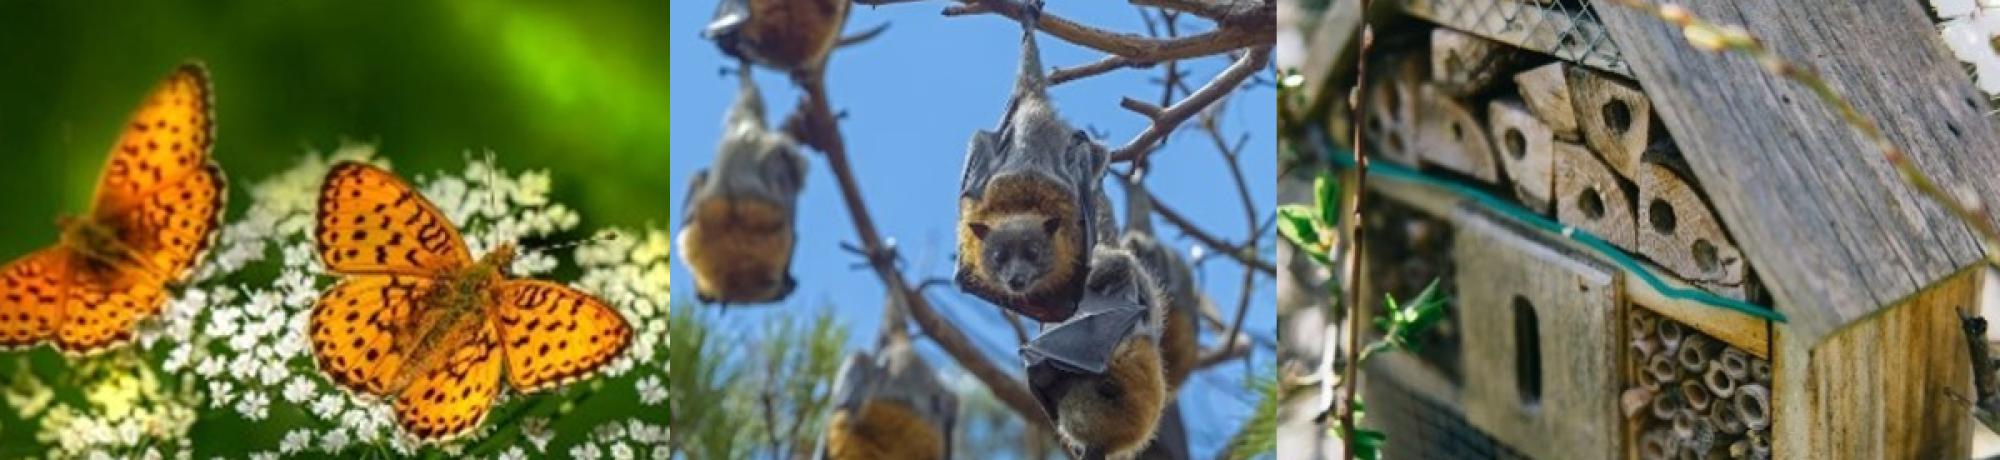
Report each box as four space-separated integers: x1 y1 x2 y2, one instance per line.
1453 206 1622 460
1553 141 1636 251
1566 66 1653 180
1769 268 1977 460
1634 151 1747 299
1431 28 1519 97
1416 84 1501 183
1489 98 1556 214
1514 62 1581 142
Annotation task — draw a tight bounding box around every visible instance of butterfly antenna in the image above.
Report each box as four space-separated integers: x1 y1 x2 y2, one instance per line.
524 229 621 255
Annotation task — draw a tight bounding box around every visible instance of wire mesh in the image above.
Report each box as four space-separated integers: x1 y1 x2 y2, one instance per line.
1402 0 1631 77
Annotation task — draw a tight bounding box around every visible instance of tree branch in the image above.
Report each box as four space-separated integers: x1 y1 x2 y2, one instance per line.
1122 176 1278 275
1110 46 1271 162
783 70 1052 432
909 0 1273 63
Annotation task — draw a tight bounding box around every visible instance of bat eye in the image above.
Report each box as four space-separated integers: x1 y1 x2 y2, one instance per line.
1041 217 1061 235
969 222 991 239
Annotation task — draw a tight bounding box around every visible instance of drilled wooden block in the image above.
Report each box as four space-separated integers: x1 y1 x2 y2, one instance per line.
1416 84 1501 183
1490 98 1557 214
1514 62 1580 142
1554 141 1637 251
1635 160 1747 299
1567 66 1652 180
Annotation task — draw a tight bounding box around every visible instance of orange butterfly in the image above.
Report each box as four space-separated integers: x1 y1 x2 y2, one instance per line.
0 63 225 356
309 161 634 442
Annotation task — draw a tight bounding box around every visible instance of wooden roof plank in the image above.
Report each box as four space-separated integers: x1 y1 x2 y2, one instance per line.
1592 0 1998 344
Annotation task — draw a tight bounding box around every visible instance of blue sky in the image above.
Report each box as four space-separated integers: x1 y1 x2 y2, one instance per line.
670 1 1277 456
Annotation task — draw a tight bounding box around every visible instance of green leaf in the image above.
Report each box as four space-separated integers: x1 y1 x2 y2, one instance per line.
1315 170 1342 226
1375 278 1449 353
1277 204 1329 265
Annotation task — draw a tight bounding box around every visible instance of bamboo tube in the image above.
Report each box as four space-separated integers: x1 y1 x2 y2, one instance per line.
1735 384 1771 431
1719 348 1750 381
1704 362 1737 398
1657 319 1686 355
1678 334 1711 373
1708 398 1744 435
1649 353 1680 384
1640 429 1675 460
1750 359 1771 384
1652 386 1683 421
1624 385 1657 417
1680 379 1711 411
1672 408 1698 440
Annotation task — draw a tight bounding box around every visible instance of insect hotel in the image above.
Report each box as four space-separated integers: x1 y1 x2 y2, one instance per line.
1319 0 2000 458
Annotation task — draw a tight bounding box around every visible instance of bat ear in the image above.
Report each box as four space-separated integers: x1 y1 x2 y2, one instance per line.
970 222 992 239
1041 217 1062 236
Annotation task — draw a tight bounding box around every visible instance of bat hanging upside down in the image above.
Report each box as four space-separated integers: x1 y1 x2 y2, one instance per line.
1023 245 1170 460
676 66 808 305
820 336 959 460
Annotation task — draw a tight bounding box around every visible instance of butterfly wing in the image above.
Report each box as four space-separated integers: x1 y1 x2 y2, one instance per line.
393 320 504 442
317 162 472 276
56 260 166 355
310 275 433 396
492 280 633 393
91 63 216 218
105 160 226 283
0 249 71 350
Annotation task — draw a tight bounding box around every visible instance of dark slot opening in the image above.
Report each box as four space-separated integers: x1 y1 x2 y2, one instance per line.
1514 296 1542 406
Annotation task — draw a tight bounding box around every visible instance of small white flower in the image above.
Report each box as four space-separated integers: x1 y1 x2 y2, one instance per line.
321 427 351 453
610 443 634 460
312 394 345 417
636 376 665 406
237 391 270 420
497 446 529 460
522 417 553 452
571 443 602 460
280 429 313 454
280 378 315 404
249 452 277 460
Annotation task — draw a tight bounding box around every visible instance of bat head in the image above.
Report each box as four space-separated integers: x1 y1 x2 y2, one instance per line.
970 214 1061 295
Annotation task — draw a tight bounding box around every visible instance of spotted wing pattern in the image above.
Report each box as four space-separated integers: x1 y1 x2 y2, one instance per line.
392 321 504 442
0 250 70 349
316 162 471 276
310 275 433 396
493 280 633 392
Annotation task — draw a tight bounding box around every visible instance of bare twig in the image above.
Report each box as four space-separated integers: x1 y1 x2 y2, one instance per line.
912 0 1273 62
1333 9 1374 460
1123 177 1278 275
1110 46 1272 162
784 71 1052 431
1051 55 1150 85
1130 0 1275 30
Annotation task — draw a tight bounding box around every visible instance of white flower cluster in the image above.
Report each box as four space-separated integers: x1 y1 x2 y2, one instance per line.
1936 0 2000 96
44 143 673 458
10 353 200 460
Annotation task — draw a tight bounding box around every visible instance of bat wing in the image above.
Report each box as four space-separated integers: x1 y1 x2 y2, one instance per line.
1022 293 1147 425
1139 402 1191 460
960 130 1003 200
678 168 711 224
830 351 883 414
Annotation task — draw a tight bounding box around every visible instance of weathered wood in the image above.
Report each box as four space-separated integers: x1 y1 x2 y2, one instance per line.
1565 66 1652 180
1626 261 1769 359
1514 62 1581 141
1553 140 1636 251
1769 267 1977 460
1364 55 1425 167
1292 0 1362 109
1431 28 1520 97
1489 98 1556 213
1416 84 1501 183
1395 0 1631 77
1453 205 1623 460
1595 0 2000 345
1635 154 1748 299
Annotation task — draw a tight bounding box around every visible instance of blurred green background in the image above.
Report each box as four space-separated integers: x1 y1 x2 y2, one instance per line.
0 0 668 245
0 0 667 457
